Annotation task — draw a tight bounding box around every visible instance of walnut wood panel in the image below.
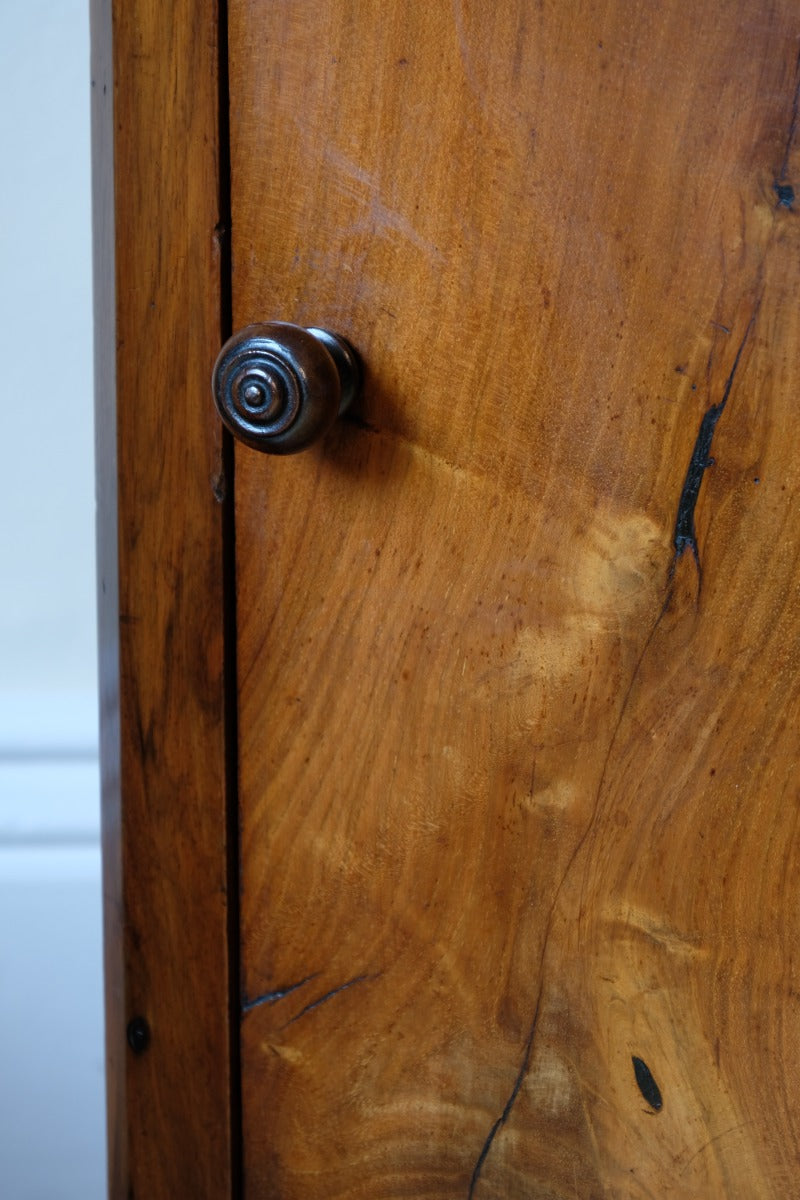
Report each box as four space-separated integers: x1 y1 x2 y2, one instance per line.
230 3 800 1195
92 1 236 1194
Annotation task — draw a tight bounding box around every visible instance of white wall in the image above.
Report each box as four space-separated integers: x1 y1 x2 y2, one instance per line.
0 1 106 1195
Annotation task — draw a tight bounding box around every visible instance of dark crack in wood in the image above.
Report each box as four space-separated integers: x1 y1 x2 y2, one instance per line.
468 993 542 1198
241 973 320 1015
672 314 756 571
282 973 376 1027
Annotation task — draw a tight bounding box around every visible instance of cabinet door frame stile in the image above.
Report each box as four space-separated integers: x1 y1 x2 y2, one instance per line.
91 0 240 1194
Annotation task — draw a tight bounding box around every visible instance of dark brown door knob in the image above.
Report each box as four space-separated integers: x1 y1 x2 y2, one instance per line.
212 322 361 454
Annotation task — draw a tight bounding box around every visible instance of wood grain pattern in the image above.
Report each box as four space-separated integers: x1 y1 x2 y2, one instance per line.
230 2 800 1196
92 1 235 1194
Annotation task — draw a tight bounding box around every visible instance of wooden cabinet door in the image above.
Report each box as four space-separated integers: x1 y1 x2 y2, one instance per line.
227 2 800 1196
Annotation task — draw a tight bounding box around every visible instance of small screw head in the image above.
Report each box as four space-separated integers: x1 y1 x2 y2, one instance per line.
127 1016 151 1054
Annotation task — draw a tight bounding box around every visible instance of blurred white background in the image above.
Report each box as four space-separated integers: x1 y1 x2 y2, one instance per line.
0 1 106 1196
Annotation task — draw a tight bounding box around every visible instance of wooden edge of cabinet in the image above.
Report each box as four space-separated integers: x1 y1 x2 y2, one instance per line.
91 1 236 1194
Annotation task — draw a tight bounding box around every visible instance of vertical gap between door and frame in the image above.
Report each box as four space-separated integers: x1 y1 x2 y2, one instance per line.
218 0 243 1193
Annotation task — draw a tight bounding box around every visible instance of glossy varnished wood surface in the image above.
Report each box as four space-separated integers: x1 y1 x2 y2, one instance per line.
230 3 800 1196
92 1 235 1194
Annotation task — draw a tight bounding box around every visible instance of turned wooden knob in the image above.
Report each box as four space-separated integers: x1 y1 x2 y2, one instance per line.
211 322 361 454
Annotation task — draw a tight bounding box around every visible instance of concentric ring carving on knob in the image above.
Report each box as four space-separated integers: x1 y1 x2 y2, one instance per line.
212 321 361 455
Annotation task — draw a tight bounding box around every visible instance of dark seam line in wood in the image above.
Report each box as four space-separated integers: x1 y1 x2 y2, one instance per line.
467 561 677 1196
467 992 542 1198
465 640 656 1197
217 0 242 1194
672 313 756 570
281 973 376 1029
241 973 321 1014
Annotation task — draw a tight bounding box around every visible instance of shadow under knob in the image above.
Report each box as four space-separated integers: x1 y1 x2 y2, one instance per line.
212 322 361 455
